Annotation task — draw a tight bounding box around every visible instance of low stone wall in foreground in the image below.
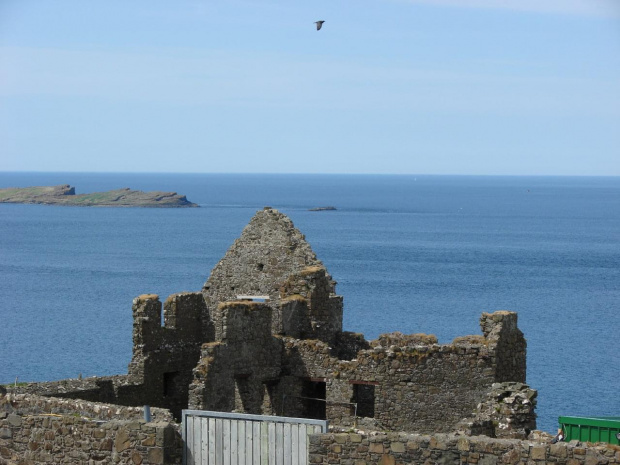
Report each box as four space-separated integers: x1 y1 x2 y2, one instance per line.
0 393 182 465
3 392 618 465
309 431 620 465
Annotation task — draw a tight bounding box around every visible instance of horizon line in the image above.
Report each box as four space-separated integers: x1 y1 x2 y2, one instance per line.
0 170 619 178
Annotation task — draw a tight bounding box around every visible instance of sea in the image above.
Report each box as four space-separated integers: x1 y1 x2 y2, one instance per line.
1 172 618 434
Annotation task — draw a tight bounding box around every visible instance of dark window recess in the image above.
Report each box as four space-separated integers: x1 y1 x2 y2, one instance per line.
163 371 180 398
235 376 252 413
301 379 326 420
351 384 375 418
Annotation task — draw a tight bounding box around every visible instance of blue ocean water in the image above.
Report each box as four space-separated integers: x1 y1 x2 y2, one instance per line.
0 172 618 433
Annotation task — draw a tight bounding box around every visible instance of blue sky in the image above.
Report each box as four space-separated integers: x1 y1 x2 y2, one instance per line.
1 0 619 175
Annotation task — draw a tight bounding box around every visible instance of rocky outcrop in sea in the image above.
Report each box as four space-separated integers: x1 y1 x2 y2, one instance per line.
0 184 199 208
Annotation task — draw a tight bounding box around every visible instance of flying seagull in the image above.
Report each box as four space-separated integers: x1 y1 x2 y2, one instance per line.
315 20 325 31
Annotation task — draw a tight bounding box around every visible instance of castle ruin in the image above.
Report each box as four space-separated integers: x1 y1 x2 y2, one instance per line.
1 208 561 464
6 207 535 437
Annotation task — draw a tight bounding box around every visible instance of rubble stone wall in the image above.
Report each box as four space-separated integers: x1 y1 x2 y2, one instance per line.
280 310 528 433
458 382 538 439
282 337 497 432
0 393 182 465
308 431 620 465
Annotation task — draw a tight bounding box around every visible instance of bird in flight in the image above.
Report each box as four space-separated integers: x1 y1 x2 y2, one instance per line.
315 20 325 31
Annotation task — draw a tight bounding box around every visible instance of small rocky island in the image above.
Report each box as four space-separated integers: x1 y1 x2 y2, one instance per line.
308 206 336 211
0 184 199 208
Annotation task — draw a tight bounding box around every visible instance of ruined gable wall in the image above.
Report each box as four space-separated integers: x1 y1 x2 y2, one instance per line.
201 208 331 338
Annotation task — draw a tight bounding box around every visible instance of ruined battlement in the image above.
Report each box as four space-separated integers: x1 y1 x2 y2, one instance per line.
480 311 527 383
126 292 207 416
130 293 204 351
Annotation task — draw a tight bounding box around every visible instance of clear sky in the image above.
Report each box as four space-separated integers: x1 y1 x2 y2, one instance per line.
1 0 619 175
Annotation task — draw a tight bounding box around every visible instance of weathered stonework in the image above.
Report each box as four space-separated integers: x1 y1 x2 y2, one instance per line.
9 208 533 434
458 382 538 439
5 207 576 464
185 209 532 434
126 292 206 418
308 431 620 465
202 207 329 316
0 393 182 464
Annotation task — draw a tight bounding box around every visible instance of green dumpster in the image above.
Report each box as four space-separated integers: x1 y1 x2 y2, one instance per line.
559 416 620 445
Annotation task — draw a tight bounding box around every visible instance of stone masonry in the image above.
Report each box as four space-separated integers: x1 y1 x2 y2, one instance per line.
308 431 620 465
3 207 558 464
182 208 532 434
0 392 182 464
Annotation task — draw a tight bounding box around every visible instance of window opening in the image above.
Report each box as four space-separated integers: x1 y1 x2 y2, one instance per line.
163 371 180 398
351 383 375 418
301 379 326 420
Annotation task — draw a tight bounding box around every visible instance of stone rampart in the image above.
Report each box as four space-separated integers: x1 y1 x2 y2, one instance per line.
0 393 182 464
308 431 620 465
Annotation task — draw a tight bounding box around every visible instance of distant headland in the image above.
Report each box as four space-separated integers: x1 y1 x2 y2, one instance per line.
0 184 199 208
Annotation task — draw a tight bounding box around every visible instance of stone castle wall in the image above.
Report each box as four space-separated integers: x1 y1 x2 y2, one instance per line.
2 391 613 465
279 310 528 433
127 292 206 418
186 299 529 435
189 302 284 414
